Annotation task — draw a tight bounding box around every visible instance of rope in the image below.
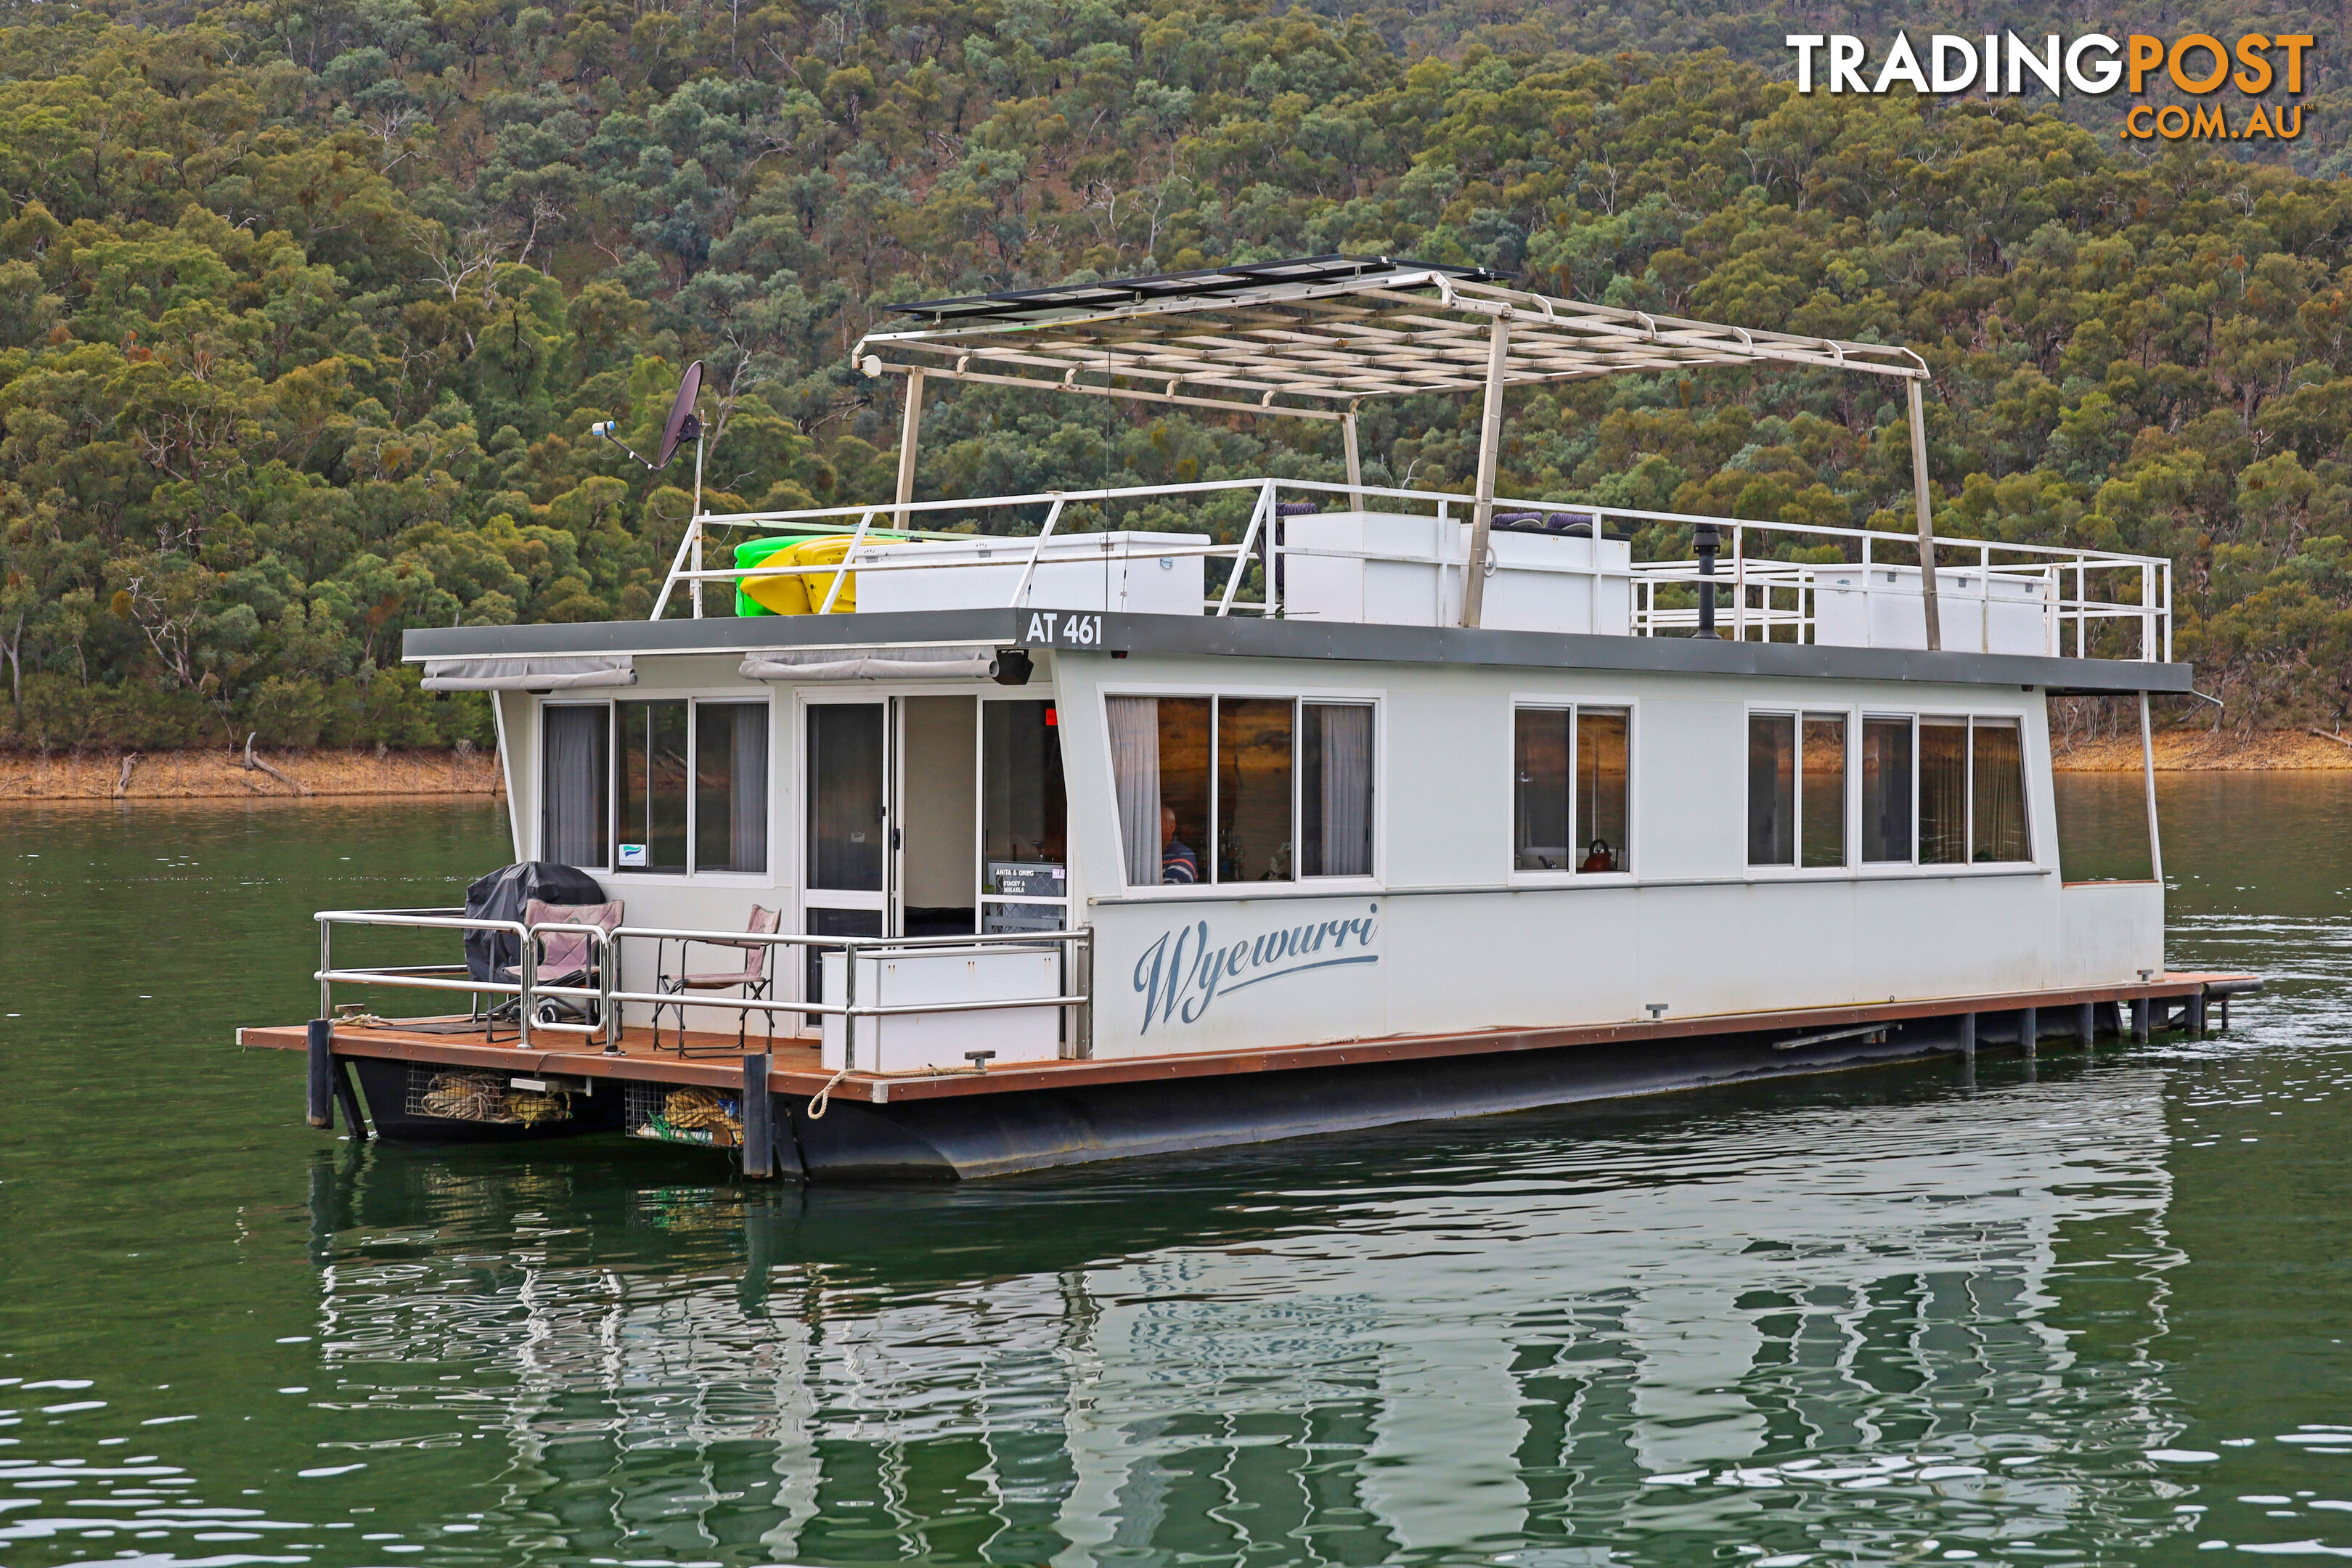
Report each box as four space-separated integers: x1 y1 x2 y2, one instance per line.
805 1062 855 1119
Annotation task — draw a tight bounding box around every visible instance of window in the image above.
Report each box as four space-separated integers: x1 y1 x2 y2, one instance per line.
1971 717 2028 862
1301 703 1375 876
1859 714 2031 868
983 699 1070 934
543 706 609 867
982 700 1067 866
1749 711 1848 869
543 699 769 875
808 702 884 891
1108 695 1376 887
1861 716 1914 862
1514 705 1631 874
1747 714 1794 866
695 703 769 874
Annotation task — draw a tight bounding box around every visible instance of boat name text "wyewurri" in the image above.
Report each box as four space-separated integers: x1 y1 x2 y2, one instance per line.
1132 909 1379 1033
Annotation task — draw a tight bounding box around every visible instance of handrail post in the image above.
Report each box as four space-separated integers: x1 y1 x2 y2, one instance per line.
1980 542 1991 653
843 939 858 1071
1732 524 1746 642
601 926 619 1053
1006 494 1066 608
317 917 332 1019
817 508 878 616
516 920 534 1050
1216 481 1275 616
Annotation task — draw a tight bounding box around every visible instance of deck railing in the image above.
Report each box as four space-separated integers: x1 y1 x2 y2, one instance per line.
313 910 1093 1061
656 476 2173 662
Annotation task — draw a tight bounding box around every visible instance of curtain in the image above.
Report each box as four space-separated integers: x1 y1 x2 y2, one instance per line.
1919 717 1969 864
542 706 607 867
1972 718 2029 862
1106 696 1160 886
732 702 769 873
1316 705 1373 875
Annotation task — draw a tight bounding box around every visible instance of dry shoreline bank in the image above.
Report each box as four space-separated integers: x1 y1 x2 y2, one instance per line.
0 730 2345 801
0 748 505 801
2054 729 2352 772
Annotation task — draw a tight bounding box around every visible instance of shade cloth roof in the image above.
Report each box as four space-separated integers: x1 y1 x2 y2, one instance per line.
855 254 1927 417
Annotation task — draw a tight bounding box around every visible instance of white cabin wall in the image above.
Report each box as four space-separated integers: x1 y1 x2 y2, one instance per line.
1057 658 2147 1059
499 648 2160 1053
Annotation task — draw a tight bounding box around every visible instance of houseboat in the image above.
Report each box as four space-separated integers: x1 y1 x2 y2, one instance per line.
237 256 2254 1179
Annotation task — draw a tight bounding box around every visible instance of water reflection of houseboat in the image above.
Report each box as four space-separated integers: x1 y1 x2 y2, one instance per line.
240 256 2253 1177
302 1065 2189 1561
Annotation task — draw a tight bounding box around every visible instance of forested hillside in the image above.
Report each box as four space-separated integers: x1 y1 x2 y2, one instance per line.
4 0 2352 750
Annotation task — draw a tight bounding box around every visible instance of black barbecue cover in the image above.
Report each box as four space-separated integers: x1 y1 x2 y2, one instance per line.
462 862 608 981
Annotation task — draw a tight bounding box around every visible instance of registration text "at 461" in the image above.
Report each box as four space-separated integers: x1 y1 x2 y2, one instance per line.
1025 613 1105 648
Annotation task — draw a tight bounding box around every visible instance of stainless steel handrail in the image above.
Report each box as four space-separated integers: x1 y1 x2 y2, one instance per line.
311 910 1094 1059
650 473 2174 659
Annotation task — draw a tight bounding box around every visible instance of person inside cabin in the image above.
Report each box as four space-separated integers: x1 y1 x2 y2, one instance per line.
1161 804 1199 884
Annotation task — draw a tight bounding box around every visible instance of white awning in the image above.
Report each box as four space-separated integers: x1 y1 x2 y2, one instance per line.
740 645 998 682
419 656 637 691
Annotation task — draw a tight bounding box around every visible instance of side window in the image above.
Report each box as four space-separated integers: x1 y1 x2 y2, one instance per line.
1109 695 1378 887
695 702 769 875
1748 711 1847 869
1749 714 1834 870
1575 709 1630 873
560 696 772 877
1862 714 2032 869
1970 717 2030 862
617 698 690 873
1514 704 1630 875
542 705 609 868
1301 703 1375 877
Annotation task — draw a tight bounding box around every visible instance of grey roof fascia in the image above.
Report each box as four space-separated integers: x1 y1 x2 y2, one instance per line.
404 613 2192 695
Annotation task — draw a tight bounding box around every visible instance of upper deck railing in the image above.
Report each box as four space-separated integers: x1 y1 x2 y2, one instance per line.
652 476 2173 663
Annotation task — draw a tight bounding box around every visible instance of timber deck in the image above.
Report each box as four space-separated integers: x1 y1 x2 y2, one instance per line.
239 971 2257 1107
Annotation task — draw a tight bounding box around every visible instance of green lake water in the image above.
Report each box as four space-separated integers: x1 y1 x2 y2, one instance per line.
3 776 2351 1567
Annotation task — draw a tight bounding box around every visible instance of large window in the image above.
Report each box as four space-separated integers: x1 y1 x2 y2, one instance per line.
1857 712 2030 868
1747 712 1846 868
1514 705 1631 874
538 699 767 875
1108 695 1376 887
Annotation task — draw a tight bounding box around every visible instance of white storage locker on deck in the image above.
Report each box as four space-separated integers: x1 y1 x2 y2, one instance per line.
1282 512 1633 633
819 945 1063 1073
1813 564 2055 656
852 531 1209 616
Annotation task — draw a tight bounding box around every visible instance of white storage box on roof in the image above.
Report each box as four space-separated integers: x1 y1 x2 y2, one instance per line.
1814 564 2054 656
1283 511 1633 634
852 530 1207 616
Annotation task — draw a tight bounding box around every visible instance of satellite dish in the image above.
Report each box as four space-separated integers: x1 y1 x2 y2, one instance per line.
654 360 703 470
589 359 707 474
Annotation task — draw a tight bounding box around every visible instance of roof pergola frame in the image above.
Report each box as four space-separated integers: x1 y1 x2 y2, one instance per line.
845 255 1949 642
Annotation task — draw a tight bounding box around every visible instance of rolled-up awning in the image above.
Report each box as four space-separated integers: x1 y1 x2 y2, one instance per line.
420 655 637 691
740 645 998 681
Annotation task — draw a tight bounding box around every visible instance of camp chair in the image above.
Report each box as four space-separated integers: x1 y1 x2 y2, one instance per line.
653 905 782 1057
486 899 624 1042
